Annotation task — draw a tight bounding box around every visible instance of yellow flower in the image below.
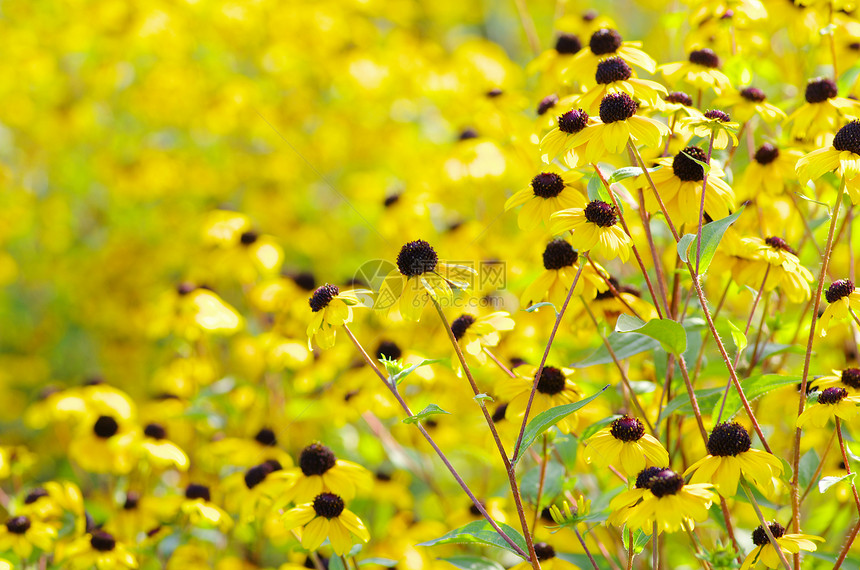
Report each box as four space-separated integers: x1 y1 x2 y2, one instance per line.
609 468 715 534
520 239 608 308
740 522 822 569
306 283 370 349
504 167 585 230
177 484 233 532
138 423 189 471
796 120 860 204
785 78 860 141
527 33 584 83
811 368 860 395
509 543 578 570
797 387 860 427
60 531 137 569
564 28 657 81
676 109 739 149
550 198 632 262
279 493 370 555
732 236 814 303
575 56 667 114
539 108 593 165
379 240 476 322
496 366 581 433
714 87 786 123
0 515 55 559
566 92 669 162
450 311 515 366
660 48 732 94
585 416 669 476
818 279 860 336
68 414 139 475
281 443 372 504
685 422 783 497
739 143 804 200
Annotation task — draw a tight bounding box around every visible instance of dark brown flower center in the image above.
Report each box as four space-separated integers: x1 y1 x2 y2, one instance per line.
704 109 731 122
312 493 345 518
805 78 838 103
599 92 637 123
825 279 855 303
595 57 632 84
583 200 618 227
245 463 276 489
753 143 780 165
646 469 685 497
492 403 508 422
589 29 623 55
24 488 48 504
90 531 117 552
610 416 645 442
5 516 30 534
255 428 277 446
300 443 337 476
673 146 707 181
664 91 693 106
376 340 402 361
752 522 786 546
819 387 848 405
542 239 579 270
536 366 566 395
185 484 211 502
124 492 140 510
534 543 557 561
144 423 166 440
309 284 339 312
635 466 666 489
689 48 720 68
842 368 860 389
832 120 860 155
706 422 751 456
239 231 258 246
557 109 589 134
765 236 797 255
531 172 566 198
740 87 767 102
451 315 476 340
555 33 582 55
396 240 438 277
93 415 119 439
537 94 559 116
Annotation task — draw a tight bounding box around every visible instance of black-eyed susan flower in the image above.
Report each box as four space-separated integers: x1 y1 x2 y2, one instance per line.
0 515 55 559
60 530 137 569
380 240 475 322
68 414 138 474
740 522 822 569
660 48 732 95
715 87 786 123
528 33 583 82
818 279 860 336
684 422 783 497
732 237 814 303
576 56 667 114
566 92 669 162
504 168 585 230
584 415 669 476
740 143 804 199
785 78 860 141
797 387 860 427
564 28 657 81
550 198 632 262
637 145 735 228
509 542 577 570
542 109 593 167
609 467 715 533
138 423 189 471
797 120 860 203
677 109 739 149
229 460 296 524
19 482 84 533
497 366 580 433
450 312 514 366
583 278 660 326
177 484 233 532
280 492 370 555
151 284 244 340
812 367 860 394
654 91 702 120
307 284 370 349
520 239 608 308
282 443 371 504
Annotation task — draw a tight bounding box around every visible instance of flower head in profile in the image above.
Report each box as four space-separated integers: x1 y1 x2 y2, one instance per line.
550 198 631 262
585 415 669 476
538 108 594 166
279 492 370 555
715 87 786 123
740 143 804 199
379 240 475 322
450 312 515 366
654 91 702 119
812 367 860 395
660 48 732 94
306 283 371 349
0 515 55 560
505 167 585 230
732 237 814 303
576 56 667 114
796 387 860 427
817 278 860 336
528 33 583 82
609 467 715 533
497 366 581 433
564 28 657 82
282 443 372 504
520 239 608 308
677 109 739 149
684 422 783 497
178 483 232 532
785 77 860 141
740 522 822 569
797 120 860 204
60 531 137 569
566 92 669 161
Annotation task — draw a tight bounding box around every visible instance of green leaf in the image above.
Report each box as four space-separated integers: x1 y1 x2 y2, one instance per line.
798 449 820 489
403 404 450 424
682 207 745 274
330 557 346 570
608 165 660 183
615 314 687 355
390 358 445 386
572 333 659 367
440 556 505 570
358 558 400 567
681 150 712 174
474 393 494 404
713 374 800 420
662 387 724 418
622 527 652 554
514 386 609 463
417 520 528 558
839 62 860 95
587 173 609 202
524 302 558 315
677 233 696 263
557 552 616 569
819 472 856 493
521 462 565 507
580 415 621 441
728 320 747 353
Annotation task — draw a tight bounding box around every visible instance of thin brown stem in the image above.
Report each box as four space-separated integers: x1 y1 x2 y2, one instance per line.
836 418 860 514
531 434 549 535
741 480 792 570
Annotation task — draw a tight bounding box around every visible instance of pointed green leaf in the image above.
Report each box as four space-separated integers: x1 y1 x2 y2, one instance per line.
390 358 445 386
417 520 528 558
819 472 856 493
608 165 661 183
403 404 450 424
684 207 745 274
713 374 801 420
677 233 696 263
727 320 747 353
572 333 659 367
615 315 687 355
474 393 494 404
524 302 558 315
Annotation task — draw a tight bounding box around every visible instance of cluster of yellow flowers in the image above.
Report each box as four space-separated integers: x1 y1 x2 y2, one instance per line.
8 0 860 568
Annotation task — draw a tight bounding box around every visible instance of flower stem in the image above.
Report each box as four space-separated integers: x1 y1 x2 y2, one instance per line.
834 517 860 569
531 434 549 536
652 522 659 570
484 347 516 378
836 418 860 514
740 480 792 570
342 325 531 560
574 526 601 570
695 132 716 275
